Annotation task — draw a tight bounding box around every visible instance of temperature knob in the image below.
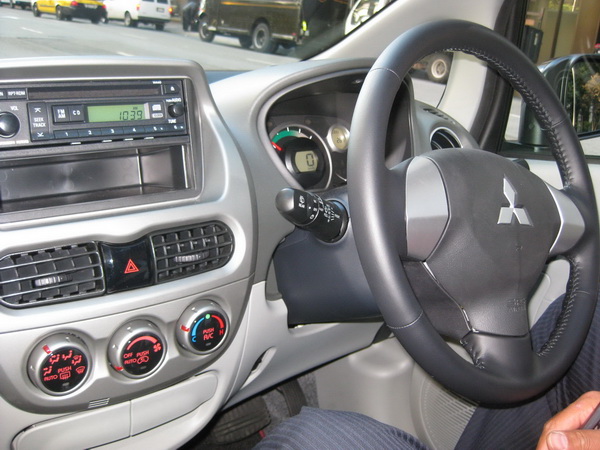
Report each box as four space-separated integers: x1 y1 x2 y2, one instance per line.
176 301 229 354
108 320 166 378
28 333 91 396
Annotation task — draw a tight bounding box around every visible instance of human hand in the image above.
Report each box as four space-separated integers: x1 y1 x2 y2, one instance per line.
537 391 600 450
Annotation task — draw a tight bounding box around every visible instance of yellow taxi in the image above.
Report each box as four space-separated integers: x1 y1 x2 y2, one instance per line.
32 0 106 23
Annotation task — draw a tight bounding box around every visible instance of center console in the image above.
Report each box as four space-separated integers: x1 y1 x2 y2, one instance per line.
0 57 255 449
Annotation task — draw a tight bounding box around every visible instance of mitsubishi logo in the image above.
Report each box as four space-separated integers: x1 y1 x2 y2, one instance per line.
497 178 532 226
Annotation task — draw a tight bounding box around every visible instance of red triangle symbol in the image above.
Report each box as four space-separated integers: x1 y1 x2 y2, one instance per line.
124 259 140 274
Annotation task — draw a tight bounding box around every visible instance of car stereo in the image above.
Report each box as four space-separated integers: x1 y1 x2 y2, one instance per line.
0 78 195 221
0 79 187 147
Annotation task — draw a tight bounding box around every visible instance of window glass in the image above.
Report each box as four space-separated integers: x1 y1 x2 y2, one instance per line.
505 0 600 156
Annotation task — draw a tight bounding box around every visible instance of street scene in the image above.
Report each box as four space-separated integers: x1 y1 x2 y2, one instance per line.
0 6 297 69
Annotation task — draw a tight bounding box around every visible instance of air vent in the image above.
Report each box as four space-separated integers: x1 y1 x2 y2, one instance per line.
430 127 461 150
0 243 105 308
423 107 454 122
152 222 234 283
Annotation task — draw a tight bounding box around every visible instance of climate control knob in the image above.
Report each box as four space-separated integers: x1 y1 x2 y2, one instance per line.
108 320 166 378
28 333 91 396
176 301 229 354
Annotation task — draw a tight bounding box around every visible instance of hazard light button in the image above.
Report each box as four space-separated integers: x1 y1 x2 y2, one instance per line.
101 239 152 293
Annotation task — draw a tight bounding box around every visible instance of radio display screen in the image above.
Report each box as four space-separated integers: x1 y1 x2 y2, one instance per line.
87 104 149 122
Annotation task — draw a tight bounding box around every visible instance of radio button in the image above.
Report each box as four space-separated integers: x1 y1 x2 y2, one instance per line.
68 105 84 122
7 88 27 99
124 126 145 134
54 130 80 139
28 103 49 133
77 128 103 138
31 131 51 141
162 84 180 95
0 90 7 100
52 106 69 123
102 127 124 136
145 125 167 134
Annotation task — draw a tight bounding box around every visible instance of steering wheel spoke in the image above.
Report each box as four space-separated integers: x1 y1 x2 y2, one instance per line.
547 186 586 256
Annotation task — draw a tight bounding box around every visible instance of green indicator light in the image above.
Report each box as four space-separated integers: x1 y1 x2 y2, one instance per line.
205 314 211 320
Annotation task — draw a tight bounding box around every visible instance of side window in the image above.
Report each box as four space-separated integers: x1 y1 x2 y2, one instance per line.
505 0 600 156
565 60 600 134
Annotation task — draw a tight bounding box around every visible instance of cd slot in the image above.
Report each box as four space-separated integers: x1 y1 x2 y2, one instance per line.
0 144 189 214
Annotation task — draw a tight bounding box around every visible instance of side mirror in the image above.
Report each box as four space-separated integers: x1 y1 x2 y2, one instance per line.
518 54 600 147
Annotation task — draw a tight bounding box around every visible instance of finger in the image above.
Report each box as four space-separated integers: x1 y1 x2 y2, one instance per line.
547 392 600 430
546 430 600 450
537 392 600 450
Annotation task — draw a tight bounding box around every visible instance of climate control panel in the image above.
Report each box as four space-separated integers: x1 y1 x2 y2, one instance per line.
25 300 230 396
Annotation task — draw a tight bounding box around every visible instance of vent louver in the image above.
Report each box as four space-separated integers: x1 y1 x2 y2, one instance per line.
430 128 461 150
0 243 105 308
151 222 234 283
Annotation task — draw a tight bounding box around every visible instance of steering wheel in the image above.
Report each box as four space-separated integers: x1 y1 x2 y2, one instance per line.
348 20 600 405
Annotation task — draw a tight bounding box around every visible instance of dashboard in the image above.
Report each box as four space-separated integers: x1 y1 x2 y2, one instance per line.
0 55 476 449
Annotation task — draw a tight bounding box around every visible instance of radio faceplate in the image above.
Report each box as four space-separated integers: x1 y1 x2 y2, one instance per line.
0 79 188 148
0 77 196 222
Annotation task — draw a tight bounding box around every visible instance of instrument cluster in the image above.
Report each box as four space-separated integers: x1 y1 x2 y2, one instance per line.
267 115 351 190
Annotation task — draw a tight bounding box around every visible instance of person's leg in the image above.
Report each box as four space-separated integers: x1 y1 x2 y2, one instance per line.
457 295 600 449
255 294 600 450
255 406 430 450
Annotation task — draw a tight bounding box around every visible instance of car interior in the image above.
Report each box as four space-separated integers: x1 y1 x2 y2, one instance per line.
1 0 600 448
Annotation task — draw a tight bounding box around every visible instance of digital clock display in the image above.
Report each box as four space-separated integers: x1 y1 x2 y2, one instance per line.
87 104 149 123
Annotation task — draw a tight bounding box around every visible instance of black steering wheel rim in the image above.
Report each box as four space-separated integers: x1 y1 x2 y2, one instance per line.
348 20 600 405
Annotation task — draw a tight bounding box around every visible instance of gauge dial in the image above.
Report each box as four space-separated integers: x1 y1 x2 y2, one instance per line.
270 125 331 189
327 125 350 152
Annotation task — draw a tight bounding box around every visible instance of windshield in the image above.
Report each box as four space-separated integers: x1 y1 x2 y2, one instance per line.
0 0 389 70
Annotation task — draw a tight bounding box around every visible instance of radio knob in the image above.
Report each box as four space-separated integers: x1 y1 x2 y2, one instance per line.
168 102 185 118
0 112 20 138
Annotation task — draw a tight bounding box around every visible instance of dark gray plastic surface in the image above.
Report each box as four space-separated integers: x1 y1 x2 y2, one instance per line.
274 191 380 325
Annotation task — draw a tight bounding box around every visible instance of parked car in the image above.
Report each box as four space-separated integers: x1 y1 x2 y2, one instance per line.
2 0 600 449
31 0 105 22
198 0 347 53
197 0 305 51
103 0 172 29
0 0 30 9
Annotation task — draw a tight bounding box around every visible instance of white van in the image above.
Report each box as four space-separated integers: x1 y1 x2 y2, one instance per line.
104 0 171 30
